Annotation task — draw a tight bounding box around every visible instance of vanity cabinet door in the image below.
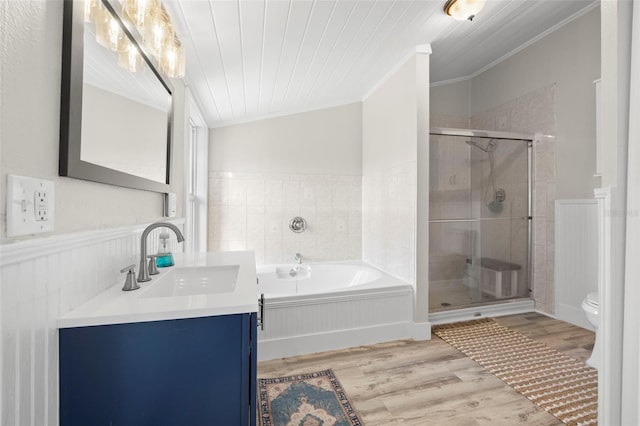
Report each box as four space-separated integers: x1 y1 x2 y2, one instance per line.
60 313 256 426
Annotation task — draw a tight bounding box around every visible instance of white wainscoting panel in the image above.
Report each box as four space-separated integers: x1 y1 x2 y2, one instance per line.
0 220 183 426
258 287 413 361
554 199 598 329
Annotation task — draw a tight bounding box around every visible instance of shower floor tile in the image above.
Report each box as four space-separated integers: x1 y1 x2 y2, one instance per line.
429 279 495 311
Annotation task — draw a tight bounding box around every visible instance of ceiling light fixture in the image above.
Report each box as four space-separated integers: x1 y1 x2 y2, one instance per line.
444 0 486 21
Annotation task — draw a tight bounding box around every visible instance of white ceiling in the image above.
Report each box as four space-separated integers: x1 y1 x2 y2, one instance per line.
164 0 598 127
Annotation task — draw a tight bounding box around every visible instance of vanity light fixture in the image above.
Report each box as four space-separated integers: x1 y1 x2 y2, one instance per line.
444 0 486 21
84 0 185 78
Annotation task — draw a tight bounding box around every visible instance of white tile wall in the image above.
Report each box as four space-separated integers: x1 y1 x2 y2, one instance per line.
429 85 556 311
208 172 362 265
0 221 183 426
362 161 417 284
430 114 470 129
470 85 557 313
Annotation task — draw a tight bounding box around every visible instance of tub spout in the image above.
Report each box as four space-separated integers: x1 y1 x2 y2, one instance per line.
294 253 302 264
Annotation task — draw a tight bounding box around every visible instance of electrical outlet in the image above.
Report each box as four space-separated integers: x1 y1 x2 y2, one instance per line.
6 175 55 237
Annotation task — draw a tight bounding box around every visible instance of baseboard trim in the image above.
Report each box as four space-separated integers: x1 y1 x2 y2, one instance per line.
556 303 593 330
412 321 431 340
257 322 412 361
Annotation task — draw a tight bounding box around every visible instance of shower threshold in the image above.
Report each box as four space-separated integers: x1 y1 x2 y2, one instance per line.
429 298 535 325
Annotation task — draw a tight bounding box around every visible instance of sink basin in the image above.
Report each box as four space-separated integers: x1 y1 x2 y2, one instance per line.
139 265 240 298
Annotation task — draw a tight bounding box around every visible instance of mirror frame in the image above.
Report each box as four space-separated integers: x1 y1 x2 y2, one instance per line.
59 0 174 193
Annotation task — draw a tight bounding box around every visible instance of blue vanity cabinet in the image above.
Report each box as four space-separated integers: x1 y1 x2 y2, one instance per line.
59 313 257 426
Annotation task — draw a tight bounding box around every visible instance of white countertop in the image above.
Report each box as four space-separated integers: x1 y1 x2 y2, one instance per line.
58 251 258 329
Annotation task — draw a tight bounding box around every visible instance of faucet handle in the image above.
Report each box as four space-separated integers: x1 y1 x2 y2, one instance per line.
120 264 140 291
147 255 159 275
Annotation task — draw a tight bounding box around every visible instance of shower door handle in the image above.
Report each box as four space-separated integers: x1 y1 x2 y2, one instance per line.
258 293 265 331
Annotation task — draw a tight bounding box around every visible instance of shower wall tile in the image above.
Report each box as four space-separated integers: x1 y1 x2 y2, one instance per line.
208 172 362 265
469 85 556 314
510 99 529 133
496 108 511 131
430 114 470 129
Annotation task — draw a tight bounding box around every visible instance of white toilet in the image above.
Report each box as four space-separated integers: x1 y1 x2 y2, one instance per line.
581 292 600 369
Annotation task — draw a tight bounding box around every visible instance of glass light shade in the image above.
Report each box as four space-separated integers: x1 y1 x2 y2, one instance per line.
95 6 128 52
84 0 100 23
91 0 186 78
160 37 185 78
118 40 147 72
122 0 158 29
143 5 172 57
444 0 486 21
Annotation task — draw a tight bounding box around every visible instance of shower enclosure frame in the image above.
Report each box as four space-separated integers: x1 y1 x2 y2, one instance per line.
428 127 534 321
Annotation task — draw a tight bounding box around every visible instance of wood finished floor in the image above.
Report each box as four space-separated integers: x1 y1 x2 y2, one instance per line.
258 313 595 425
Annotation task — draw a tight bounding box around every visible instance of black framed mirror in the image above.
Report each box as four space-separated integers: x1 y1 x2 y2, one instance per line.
60 0 173 193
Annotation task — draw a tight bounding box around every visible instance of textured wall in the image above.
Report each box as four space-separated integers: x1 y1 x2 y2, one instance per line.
1 2 187 424
470 7 600 200
430 8 600 200
0 1 186 243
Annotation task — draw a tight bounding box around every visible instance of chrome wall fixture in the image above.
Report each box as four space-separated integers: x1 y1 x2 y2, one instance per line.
289 217 307 233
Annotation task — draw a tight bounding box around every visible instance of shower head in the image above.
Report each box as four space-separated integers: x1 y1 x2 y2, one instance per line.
465 139 497 153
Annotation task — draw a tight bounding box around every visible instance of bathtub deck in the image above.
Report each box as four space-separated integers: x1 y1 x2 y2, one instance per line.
258 312 595 425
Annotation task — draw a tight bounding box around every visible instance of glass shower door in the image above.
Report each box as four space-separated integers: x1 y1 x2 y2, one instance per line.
429 131 530 311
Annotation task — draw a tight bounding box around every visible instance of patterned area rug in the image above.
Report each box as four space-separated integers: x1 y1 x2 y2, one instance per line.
258 369 362 426
433 319 598 426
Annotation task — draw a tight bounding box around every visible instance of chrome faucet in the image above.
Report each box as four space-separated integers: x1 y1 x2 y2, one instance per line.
294 253 302 264
138 222 185 283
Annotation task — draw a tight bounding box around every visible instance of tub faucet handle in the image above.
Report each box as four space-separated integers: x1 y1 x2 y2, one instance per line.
120 264 140 291
294 253 302 264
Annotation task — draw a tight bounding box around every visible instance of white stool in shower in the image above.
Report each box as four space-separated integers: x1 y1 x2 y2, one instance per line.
469 257 522 298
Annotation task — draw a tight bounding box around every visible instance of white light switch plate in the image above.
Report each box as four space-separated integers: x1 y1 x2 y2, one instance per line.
6 175 55 237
